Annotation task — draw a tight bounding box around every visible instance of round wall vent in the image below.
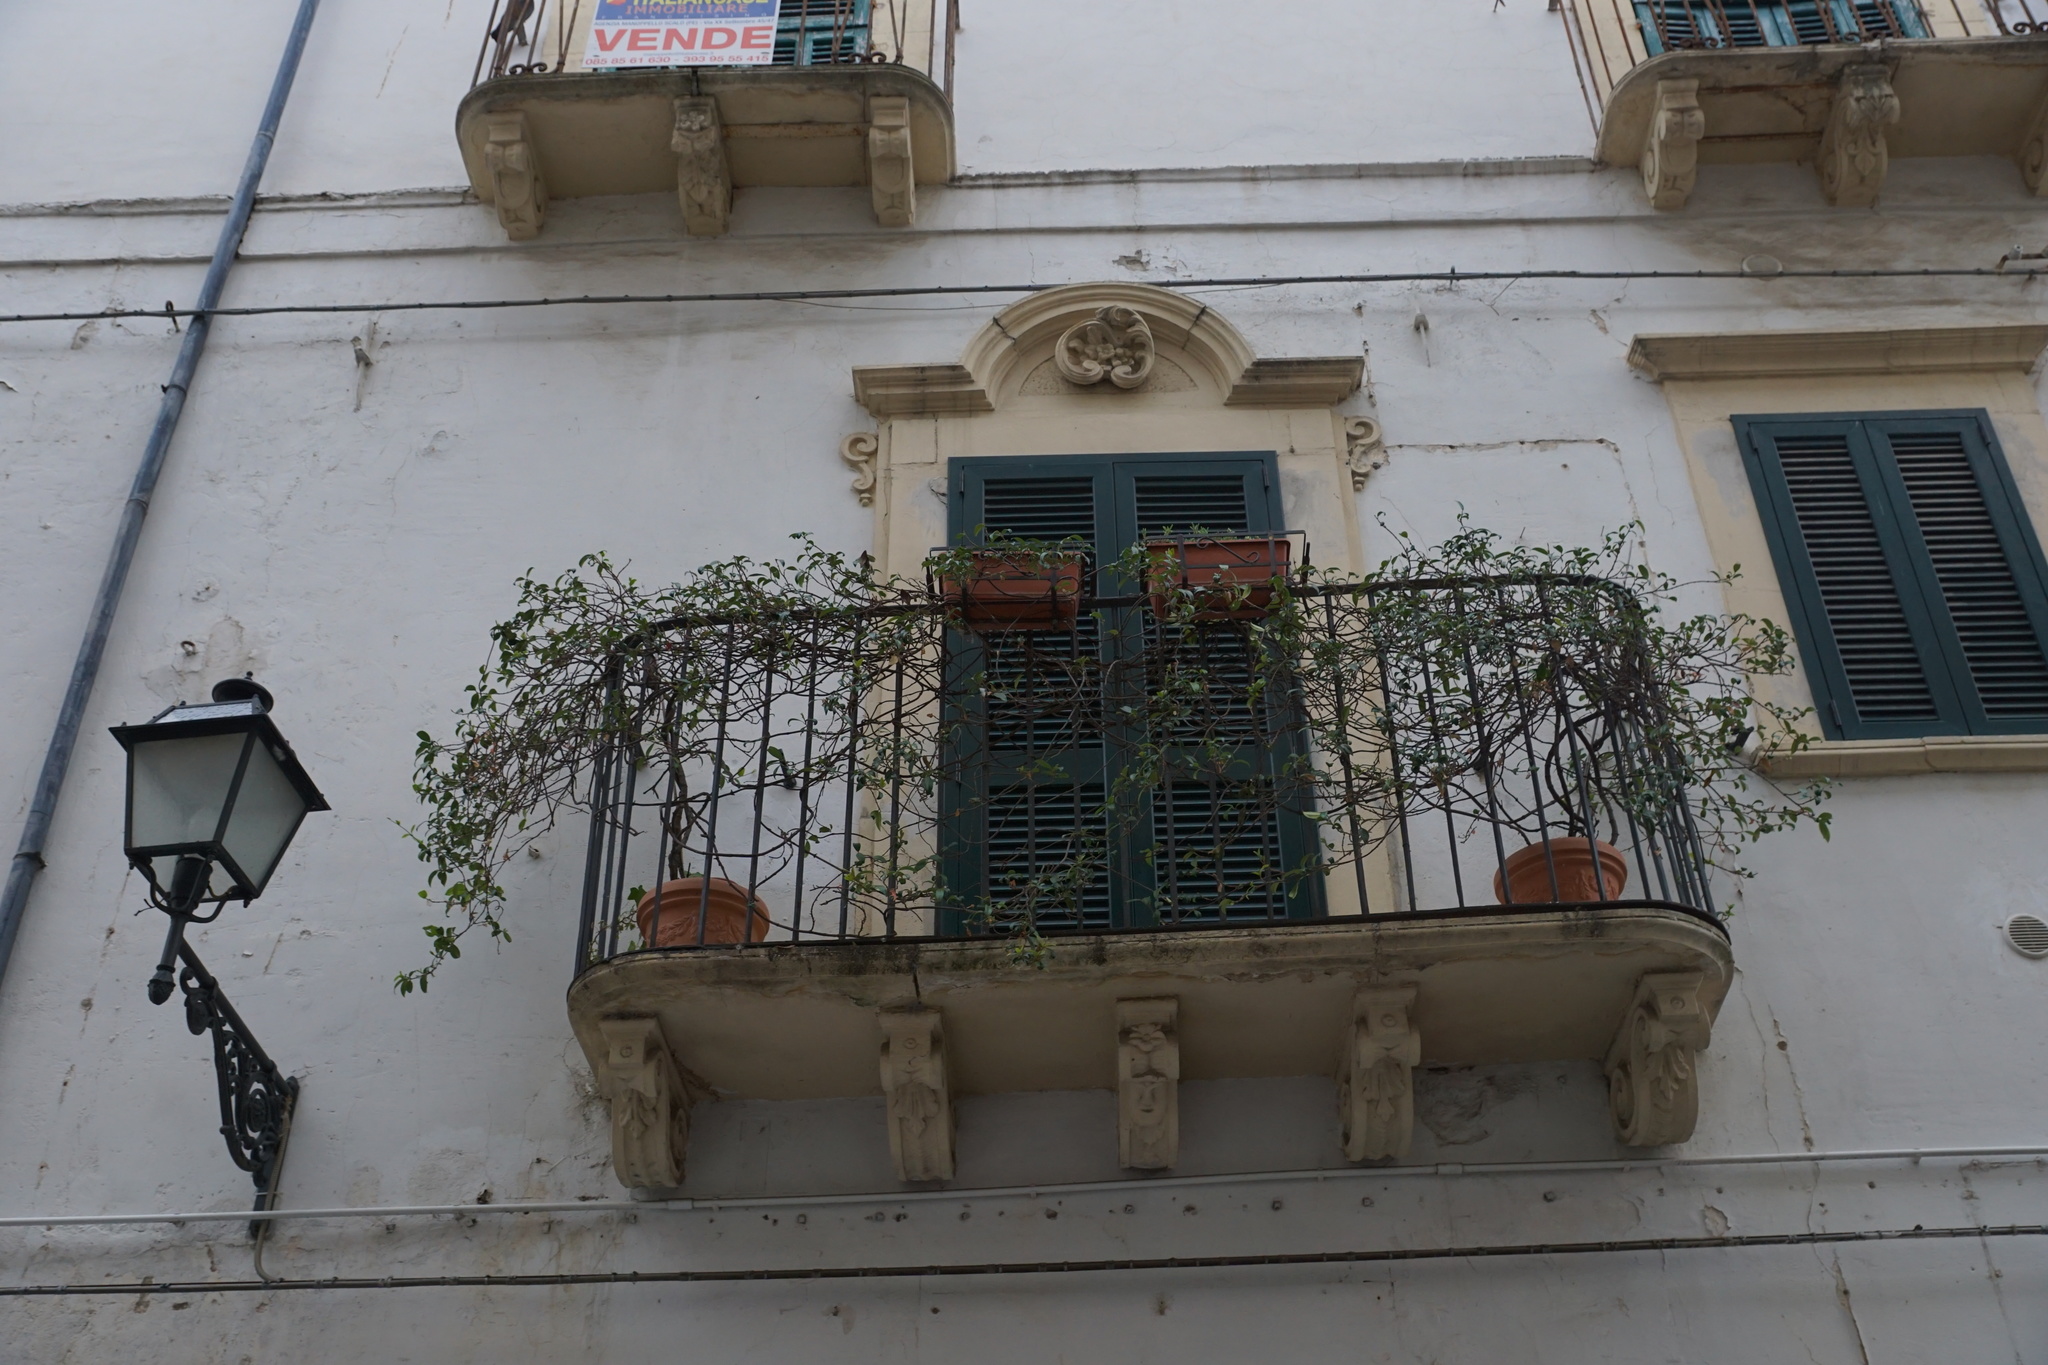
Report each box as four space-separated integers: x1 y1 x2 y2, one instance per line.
2004 915 2048 959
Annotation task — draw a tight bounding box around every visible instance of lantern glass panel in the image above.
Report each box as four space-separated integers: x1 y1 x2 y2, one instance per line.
221 738 312 894
128 731 249 853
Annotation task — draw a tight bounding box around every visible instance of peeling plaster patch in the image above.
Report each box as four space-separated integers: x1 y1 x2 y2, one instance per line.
1702 1204 1731 1236
70 321 98 349
1415 1066 1539 1146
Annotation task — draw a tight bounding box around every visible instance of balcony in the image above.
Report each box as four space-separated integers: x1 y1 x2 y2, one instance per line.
1559 0 2048 208
560 574 1736 1189
457 0 955 240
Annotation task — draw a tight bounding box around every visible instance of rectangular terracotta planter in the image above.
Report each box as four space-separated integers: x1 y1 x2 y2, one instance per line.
1145 535 1293 620
940 552 1085 630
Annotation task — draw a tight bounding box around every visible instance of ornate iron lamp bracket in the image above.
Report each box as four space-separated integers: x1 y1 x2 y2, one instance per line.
173 942 300 1236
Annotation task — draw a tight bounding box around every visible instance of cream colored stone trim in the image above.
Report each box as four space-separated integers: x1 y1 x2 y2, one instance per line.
1760 735 2048 779
1816 65 1899 210
1605 972 1709 1148
594 1017 690 1190
1340 986 1419 1162
1639 78 1704 212
1629 325 2048 382
879 1007 953 1182
1115 998 1180 1171
851 283 1361 420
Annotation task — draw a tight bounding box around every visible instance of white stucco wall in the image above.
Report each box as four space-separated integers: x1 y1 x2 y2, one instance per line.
0 0 1595 207
2 1 2045 1359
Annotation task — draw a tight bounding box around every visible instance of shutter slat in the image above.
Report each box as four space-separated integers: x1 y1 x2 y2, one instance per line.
1151 780 1287 920
1775 434 1942 723
984 782 1111 929
1131 474 1251 536
1888 431 2048 718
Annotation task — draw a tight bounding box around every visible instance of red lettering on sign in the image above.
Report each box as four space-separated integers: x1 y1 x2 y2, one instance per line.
662 27 698 48
593 27 628 51
627 27 658 49
739 25 772 48
701 26 737 49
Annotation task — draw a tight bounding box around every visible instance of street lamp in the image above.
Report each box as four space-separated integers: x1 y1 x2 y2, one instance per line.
110 676 328 1226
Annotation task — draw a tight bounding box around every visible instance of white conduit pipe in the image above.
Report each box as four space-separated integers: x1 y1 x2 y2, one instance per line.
3 1143 2042 1231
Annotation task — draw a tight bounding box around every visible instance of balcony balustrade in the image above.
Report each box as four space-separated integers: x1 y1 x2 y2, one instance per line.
562 575 1736 1188
457 0 953 240
1559 0 2048 207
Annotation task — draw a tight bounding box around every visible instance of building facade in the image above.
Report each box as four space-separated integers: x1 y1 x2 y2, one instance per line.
3 0 2047 1358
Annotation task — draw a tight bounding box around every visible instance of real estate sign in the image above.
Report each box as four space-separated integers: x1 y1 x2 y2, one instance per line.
585 0 782 68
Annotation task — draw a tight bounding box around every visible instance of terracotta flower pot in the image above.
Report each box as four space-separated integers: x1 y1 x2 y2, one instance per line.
636 877 772 947
940 552 1084 630
1492 838 1629 905
1145 535 1292 620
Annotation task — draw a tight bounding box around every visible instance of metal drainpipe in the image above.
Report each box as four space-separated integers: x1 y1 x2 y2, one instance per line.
0 0 325 993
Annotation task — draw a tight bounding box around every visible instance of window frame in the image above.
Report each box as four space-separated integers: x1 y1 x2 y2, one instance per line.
1733 408 2048 741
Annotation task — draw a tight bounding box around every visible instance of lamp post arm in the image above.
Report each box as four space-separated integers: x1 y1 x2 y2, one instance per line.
176 943 300 1226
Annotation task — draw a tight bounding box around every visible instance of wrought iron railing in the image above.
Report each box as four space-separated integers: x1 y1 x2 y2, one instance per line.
1560 0 2026 114
473 0 946 87
570 577 1719 971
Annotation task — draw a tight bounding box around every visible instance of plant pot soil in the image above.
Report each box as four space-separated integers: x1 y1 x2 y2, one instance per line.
940 552 1084 630
1146 536 1292 620
636 876 772 947
1492 838 1629 905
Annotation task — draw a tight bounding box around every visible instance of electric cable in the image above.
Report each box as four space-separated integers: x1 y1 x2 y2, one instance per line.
2 1222 2040 1297
0 266 2040 326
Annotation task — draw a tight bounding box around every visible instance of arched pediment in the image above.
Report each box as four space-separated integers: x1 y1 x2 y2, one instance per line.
851 283 1362 417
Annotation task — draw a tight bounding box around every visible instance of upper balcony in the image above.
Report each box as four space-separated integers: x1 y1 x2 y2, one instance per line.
557 571 1735 1190
1558 0 2048 208
457 0 955 240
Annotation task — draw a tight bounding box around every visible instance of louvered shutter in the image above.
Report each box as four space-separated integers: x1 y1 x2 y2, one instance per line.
1736 411 2048 740
944 452 1317 929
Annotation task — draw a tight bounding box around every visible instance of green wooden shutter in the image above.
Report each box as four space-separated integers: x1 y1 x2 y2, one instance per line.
1735 410 2048 740
946 461 1115 930
943 452 1317 930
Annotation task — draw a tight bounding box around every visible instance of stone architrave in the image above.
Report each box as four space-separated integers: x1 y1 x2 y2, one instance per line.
1340 986 1421 1161
483 111 547 241
1604 971 1711 1147
879 1008 953 1181
1116 998 1180 1170
868 96 915 228
597 1017 690 1189
1343 416 1385 490
2021 91 2048 198
1818 66 1900 209
1055 306 1156 389
672 97 732 237
840 432 879 506
1639 78 1705 211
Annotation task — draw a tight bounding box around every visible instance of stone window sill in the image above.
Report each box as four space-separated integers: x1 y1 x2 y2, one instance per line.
1760 735 2048 778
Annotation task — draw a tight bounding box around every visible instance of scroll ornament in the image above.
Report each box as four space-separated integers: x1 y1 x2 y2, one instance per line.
1055 306 1156 390
841 432 879 507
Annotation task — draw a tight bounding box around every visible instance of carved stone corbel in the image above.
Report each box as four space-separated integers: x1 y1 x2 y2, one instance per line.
1343 416 1385 490
1639 78 1704 211
483 111 547 241
2020 91 2048 198
840 432 879 506
1339 987 1420 1161
1604 972 1711 1147
1818 66 1899 209
672 97 731 237
596 1017 690 1189
868 96 915 228
1116 998 1180 1170
1056 306 1155 389
879 1008 953 1181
